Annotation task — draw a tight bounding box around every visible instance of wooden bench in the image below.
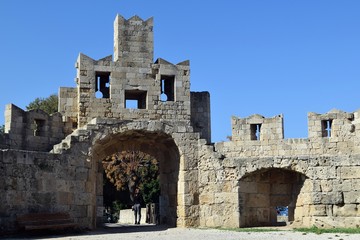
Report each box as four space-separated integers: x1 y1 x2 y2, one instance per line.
17 212 77 231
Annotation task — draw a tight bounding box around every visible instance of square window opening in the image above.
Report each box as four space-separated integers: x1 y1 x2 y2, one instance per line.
125 99 139 109
95 72 111 98
125 90 147 109
34 119 45 136
160 75 175 102
72 121 78 130
250 124 261 140
276 206 288 224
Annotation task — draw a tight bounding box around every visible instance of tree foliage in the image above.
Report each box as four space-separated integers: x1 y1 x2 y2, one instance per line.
102 150 159 204
0 125 4 133
103 174 132 210
26 94 58 115
142 178 160 204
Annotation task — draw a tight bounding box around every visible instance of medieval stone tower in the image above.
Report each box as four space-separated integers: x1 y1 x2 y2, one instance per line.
1 15 360 232
59 15 210 143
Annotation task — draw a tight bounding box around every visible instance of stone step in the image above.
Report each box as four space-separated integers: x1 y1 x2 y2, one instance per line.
51 122 96 153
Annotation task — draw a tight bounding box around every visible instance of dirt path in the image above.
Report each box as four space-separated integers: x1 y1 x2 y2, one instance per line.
3 224 360 240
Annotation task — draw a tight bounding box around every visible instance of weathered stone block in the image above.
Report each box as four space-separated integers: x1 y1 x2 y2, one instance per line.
340 166 360 179
333 204 359 217
271 183 291 194
344 191 360 203
247 194 270 207
57 192 74 205
199 193 215 205
239 182 258 194
312 191 344 205
309 205 327 216
71 205 88 218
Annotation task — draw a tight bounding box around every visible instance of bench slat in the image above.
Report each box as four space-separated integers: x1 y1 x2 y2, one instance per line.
25 223 77 230
17 213 71 221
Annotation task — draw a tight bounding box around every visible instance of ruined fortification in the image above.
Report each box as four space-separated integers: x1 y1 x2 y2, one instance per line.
0 15 359 232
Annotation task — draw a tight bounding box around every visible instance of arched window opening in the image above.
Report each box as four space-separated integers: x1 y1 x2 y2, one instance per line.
239 168 306 227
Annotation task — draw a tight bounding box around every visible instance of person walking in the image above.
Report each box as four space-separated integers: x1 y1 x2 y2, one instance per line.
132 188 142 224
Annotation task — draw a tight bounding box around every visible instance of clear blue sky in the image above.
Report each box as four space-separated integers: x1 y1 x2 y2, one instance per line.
1 0 359 142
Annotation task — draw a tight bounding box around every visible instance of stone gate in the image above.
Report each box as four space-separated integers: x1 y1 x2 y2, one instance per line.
1 15 359 232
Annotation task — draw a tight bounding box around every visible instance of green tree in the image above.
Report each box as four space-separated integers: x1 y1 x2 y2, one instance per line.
142 179 160 204
26 94 58 115
0 124 4 133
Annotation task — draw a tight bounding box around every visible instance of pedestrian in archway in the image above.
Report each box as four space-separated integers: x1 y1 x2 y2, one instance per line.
132 188 142 224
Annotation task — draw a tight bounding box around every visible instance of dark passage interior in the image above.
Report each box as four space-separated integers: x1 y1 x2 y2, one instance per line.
239 168 306 227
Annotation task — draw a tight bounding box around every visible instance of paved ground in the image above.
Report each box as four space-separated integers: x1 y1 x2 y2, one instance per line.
3 224 360 240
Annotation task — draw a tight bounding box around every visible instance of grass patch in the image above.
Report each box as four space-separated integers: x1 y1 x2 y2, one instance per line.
294 226 360 234
215 227 282 232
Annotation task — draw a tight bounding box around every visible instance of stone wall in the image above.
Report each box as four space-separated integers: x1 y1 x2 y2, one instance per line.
114 15 153 66
2 116 360 232
238 168 304 227
50 118 202 228
0 133 9 149
199 110 360 227
0 149 92 231
197 109 360 228
0 15 210 232
57 15 206 130
198 150 360 228
220 109 360 158
4 104 65 151
58 87 78 135
231 114 284 141
191 91 211 143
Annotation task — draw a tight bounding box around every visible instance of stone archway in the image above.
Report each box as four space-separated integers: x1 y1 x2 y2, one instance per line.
91 129 180 227
238 168 307 227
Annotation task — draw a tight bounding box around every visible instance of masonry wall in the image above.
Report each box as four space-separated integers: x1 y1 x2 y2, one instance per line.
113 15 153 66
0 145 99 233
58 87 78 135
191 91 211 143
197 109 360 228
58 16 196 129
51 118 202 228
0 133 9 149
222 109 360 157
4 104 65 151
68 55 193 127
198 149 360 228
238 168 304 227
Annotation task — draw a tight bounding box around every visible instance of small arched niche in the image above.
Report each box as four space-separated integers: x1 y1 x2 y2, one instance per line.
238 168 307 227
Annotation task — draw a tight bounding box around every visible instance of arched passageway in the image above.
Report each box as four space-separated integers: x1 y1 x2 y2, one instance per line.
239 168 307 227
91 130 180 227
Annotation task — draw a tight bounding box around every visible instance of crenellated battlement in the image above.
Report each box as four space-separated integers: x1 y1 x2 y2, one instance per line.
58 15 211 142
307 109 357 139
114 15 154 65
219 109 360 158
231 109 359 143
2 104 65 151
231 114 284 141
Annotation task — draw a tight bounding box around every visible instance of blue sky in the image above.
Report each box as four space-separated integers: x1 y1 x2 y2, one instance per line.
1 0 359 142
